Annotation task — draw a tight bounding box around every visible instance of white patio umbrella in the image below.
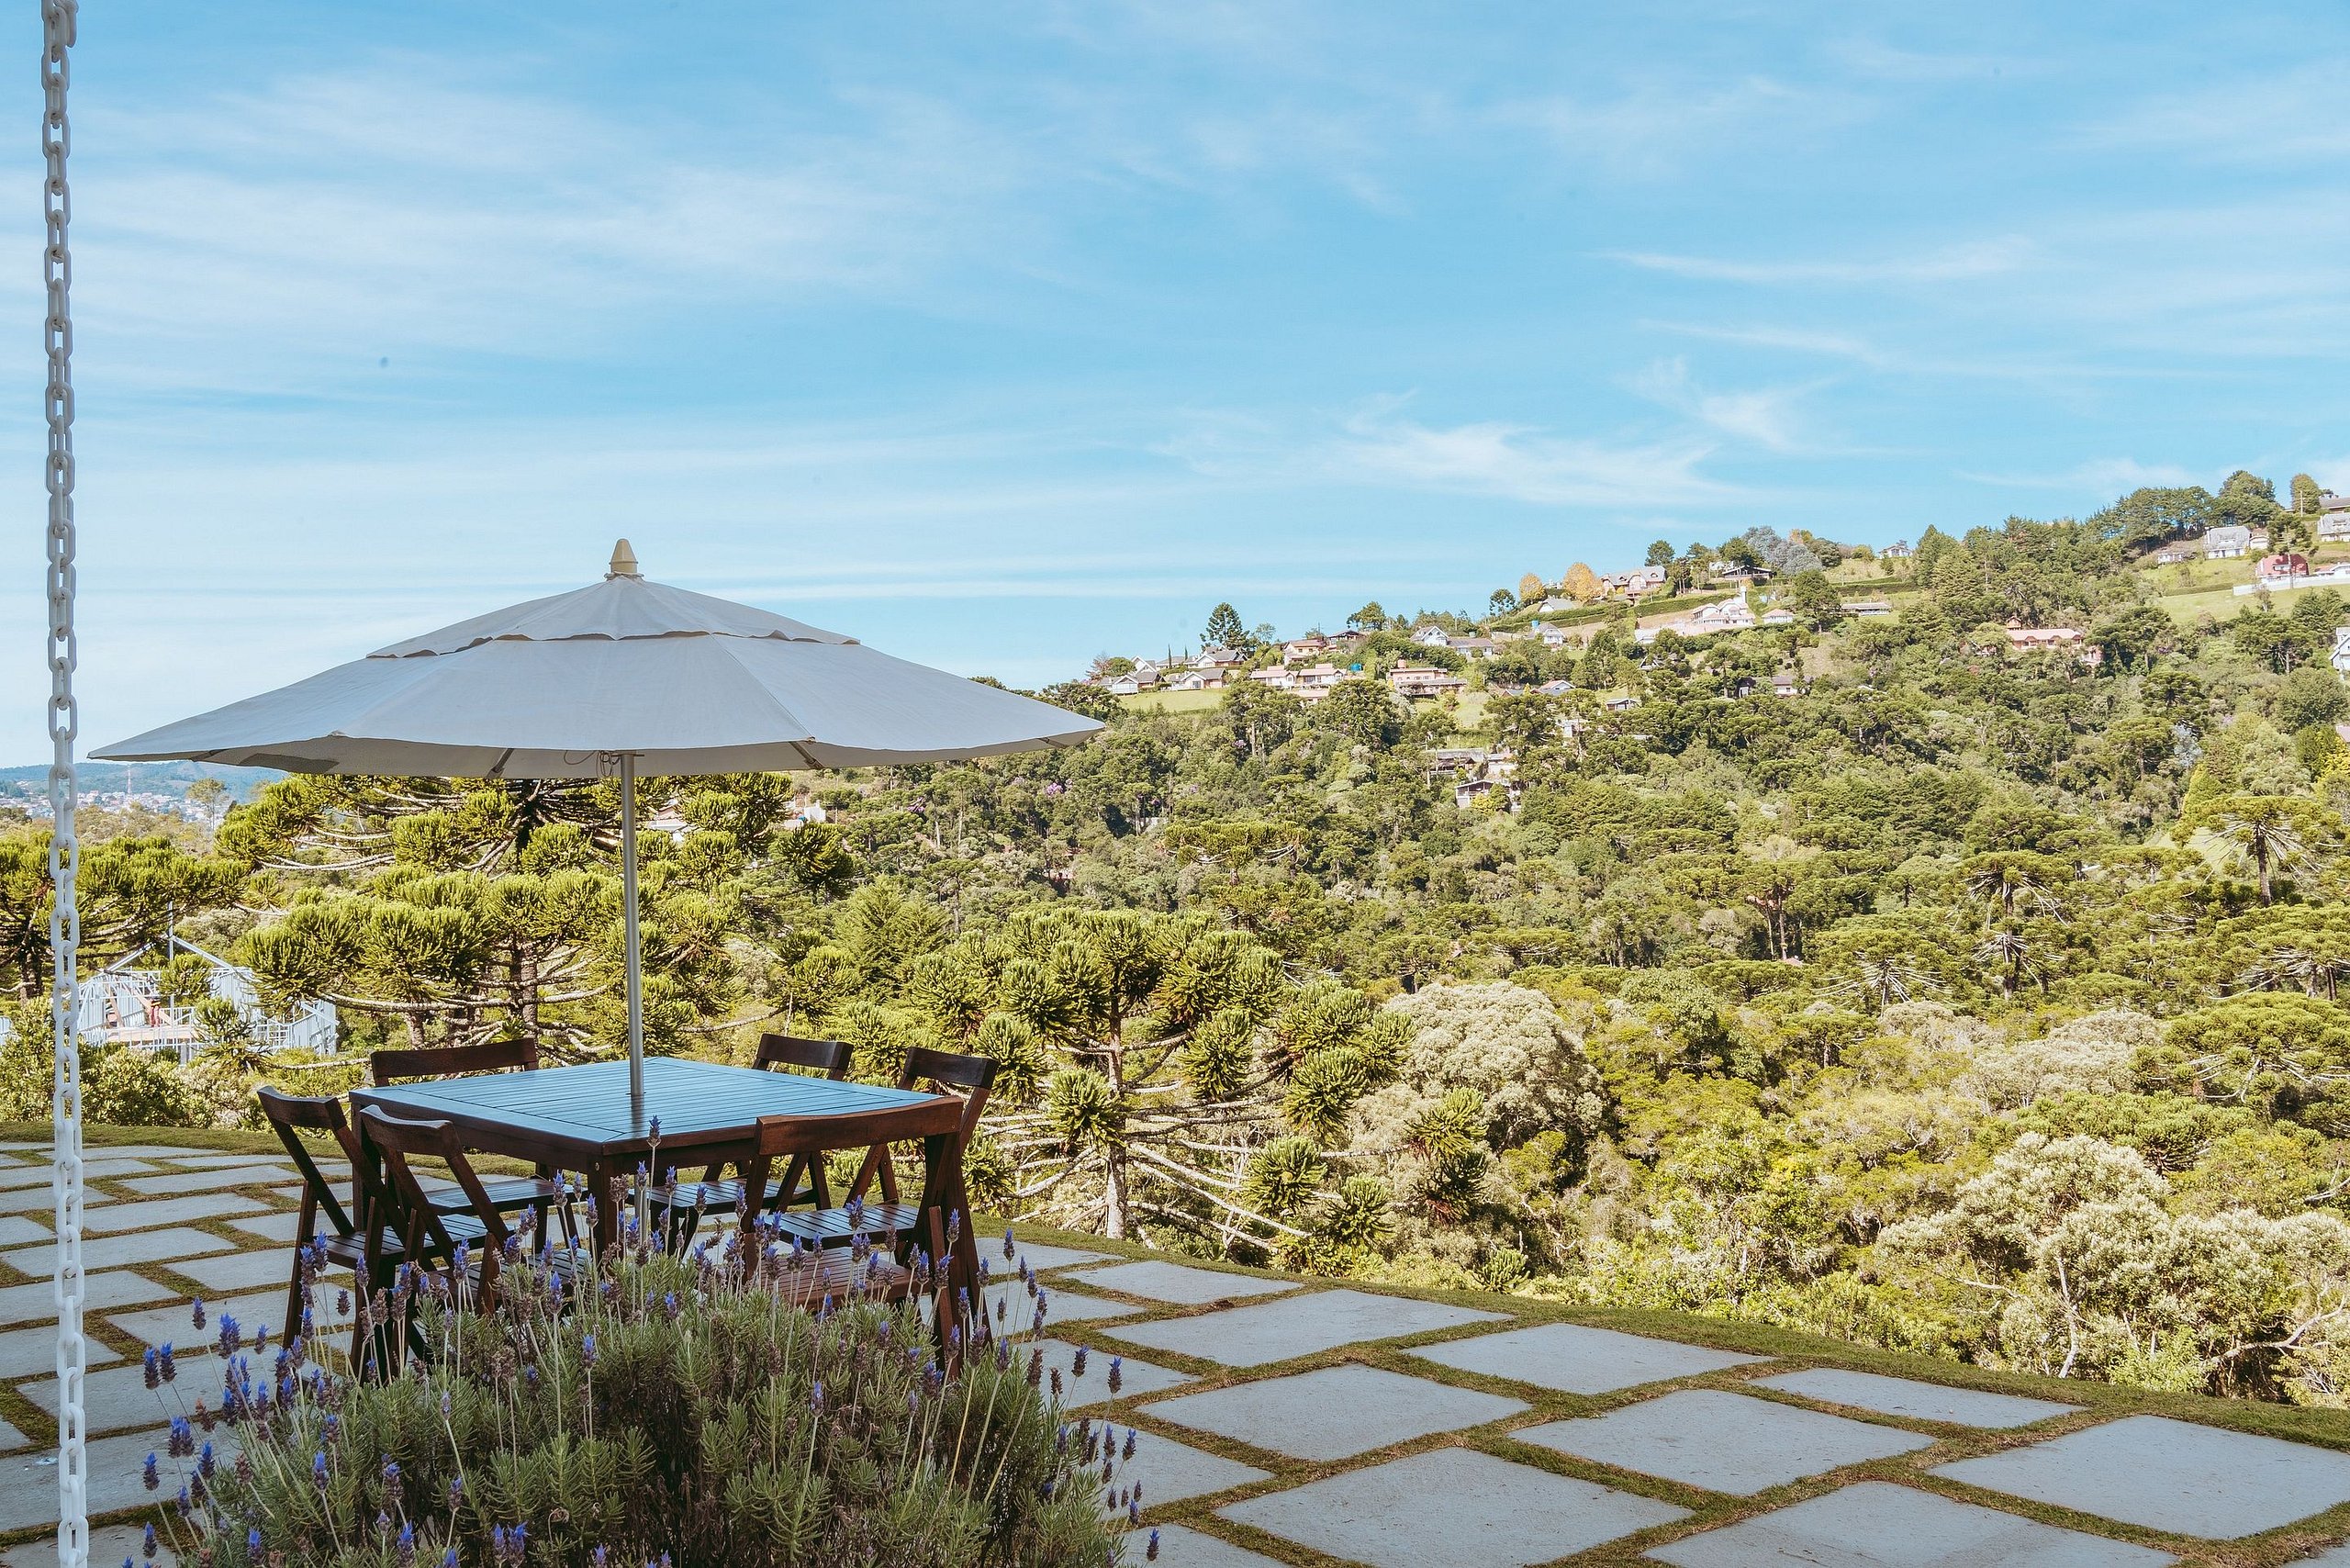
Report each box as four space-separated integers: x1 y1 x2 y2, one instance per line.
95 541 1102 1098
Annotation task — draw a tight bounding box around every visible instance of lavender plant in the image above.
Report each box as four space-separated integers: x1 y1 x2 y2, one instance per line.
148 1221 1126 1567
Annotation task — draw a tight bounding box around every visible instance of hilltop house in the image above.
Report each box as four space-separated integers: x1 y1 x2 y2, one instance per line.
2153 543 2198 565
1773 671 1803 699
2258 552 2312 584
1292 662 1348 695
1389 661 1466 700
1759 608 1796 628
1638 595 1754 644
6 935 341 1066
1841 599 1895 618
1884 541 1914 560
2321 509 2350 543
2205 525 2254 559
1195 645 1247 670
2334 627 2350 676
1280 634 1329 664
1169 668 1227 692
2005 622 2102 667
1106 668 1161 696
1445 634 1498 660
1248 666 1296 691
1413 622 1452 648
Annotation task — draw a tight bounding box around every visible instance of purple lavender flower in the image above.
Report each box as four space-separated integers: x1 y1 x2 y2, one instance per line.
1147 1528 1161 1561
198 1440 216 1479
442 1550 459 1568
143 1524 158 1561
1108 1357 1124 1394
396 1522 416 1568
313 1450 329 1490
158 1342 176 1383
141 1452 158 1491
253 1323 269 1354
1071 1347 1088 1378
142 1348 159 1390
248 1527 263 1562
190 1299 206 1331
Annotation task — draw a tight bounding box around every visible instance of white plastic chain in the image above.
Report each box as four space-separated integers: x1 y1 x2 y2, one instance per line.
42 3 86 1564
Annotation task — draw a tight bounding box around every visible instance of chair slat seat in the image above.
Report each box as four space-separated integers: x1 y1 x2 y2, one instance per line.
750 1246 911 1308
771 1203 920 1247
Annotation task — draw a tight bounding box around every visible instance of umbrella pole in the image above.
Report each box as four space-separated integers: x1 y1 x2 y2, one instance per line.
619 753 644 1104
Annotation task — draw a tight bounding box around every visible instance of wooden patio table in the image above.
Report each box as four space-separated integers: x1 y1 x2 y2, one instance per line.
350 1057 954 1260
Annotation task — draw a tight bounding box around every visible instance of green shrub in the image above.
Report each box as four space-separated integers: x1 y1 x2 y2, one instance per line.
165 1242 1122 1567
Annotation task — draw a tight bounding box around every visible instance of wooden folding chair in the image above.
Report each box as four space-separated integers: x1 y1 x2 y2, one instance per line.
736 1094 974 1347
771 1047 996 1251
370 1039 576 1241
649 1034 852 1244
356 1105 536 1330
255 1087 403 1369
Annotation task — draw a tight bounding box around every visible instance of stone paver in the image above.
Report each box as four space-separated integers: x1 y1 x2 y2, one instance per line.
23 1358 215 1436
1 1226 237 1276
0 1427 232 1532
0 1215 50 1248
83 1193 267 1235
1222 1446 1687 1568
0 1270 174 1327
0 1185 61 1213
1113 1430 1270 1504
1520 1388 1933 1495
1124 1525 1283 1567
155 1153 297 1169
3 1521 179 1568
990 1282 1132 1329
226 1210 304 1243
1757 1367 2077 1428
1105 1287 1503 1368
1011 1241 1112 1271
1027 1338 1193 1406
1143 1362 1527 1462
1646 1481 2176 1568
1068 1260 1299 1305
0 1415 25 1451
118 1165 296 1197
0 1322 118 1379
171 1248 308 1294
0 1165 50 1190
1932 1414 2350 1539
1411 1321 1766 1395
109 1286 351 1350
76 1159 162 1179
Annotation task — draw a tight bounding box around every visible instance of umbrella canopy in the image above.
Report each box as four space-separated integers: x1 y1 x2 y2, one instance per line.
97 543 1101 775
95 542 1102 1097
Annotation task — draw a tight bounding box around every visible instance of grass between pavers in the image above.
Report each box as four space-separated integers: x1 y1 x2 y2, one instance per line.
8 1137 2350 1564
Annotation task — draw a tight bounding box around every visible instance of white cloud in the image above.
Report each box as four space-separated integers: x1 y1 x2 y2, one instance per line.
1317 403 1730 507
1957 457 2200 493
1827 39 2035 84
1606 238 2032 286
2082 63 2350 164
1497 75 1853 181
1629 357 1820 452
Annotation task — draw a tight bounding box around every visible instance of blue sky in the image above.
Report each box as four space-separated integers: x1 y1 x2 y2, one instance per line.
8 1 2350 758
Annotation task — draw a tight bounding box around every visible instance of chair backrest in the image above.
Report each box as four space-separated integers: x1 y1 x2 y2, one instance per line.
356 1104 512 1287
860 1048 999 1204
754 1034 852 1078
369 1038 540 1088
256 1086 363 1239
744 1096 965 1213
900 1047 998 1137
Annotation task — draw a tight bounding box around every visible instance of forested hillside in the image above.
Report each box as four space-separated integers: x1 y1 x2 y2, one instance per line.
11 480 2350 1406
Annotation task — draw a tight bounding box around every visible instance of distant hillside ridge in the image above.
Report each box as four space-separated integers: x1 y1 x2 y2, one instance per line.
0 759 283 801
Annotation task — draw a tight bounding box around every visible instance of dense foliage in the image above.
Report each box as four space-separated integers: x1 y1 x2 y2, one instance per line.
20 482 2350 1404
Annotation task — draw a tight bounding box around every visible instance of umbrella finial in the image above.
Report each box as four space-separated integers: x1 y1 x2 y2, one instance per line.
607 539 641 579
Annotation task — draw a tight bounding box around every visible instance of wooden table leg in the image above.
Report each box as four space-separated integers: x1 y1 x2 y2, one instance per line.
589 1157 621 1258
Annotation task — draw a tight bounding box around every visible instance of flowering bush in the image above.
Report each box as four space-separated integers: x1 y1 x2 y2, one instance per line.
151 1230 1125 1567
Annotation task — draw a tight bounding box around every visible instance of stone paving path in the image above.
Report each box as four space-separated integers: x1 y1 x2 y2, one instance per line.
6 1138 2350 1565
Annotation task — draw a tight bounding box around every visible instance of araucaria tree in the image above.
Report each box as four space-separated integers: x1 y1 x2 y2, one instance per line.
881 908 1409 1249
